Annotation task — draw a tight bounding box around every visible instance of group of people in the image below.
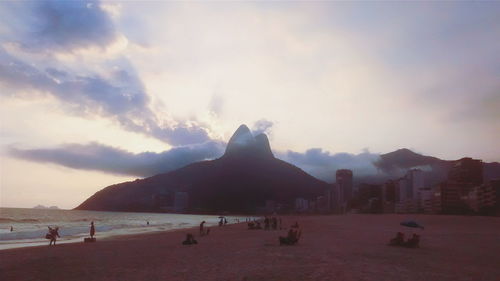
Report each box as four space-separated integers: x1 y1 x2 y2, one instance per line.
218 217 228 227
264 216 281 230
45 221 95 246
247 220 262 230
389 232 420 248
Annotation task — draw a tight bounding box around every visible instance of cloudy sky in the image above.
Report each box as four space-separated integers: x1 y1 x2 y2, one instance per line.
1 1 499 209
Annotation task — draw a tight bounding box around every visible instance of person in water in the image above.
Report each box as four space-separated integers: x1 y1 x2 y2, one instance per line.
90 221 95 239
47 226 60 246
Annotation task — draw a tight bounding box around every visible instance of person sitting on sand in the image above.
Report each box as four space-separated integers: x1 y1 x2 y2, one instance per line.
46 226 60 246
182 233 198 245
279 227 302 245
404 233 420 248
389 232 405 246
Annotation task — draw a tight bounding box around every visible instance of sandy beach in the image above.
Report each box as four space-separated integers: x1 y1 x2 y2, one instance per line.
1 214 499 281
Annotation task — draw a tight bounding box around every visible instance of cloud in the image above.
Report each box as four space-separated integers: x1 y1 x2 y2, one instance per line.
209 94 224 117
0 49 210 145
252 119 274 136
276 148 381 183
8 141 225 177
0 0 118 53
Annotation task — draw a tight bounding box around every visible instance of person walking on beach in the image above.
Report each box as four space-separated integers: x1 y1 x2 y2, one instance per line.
90 221 95 239
10 226 13 232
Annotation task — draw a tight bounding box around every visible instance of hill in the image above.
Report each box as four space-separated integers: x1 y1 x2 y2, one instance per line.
75 125 329 213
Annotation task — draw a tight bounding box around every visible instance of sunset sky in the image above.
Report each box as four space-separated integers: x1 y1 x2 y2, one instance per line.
1 1 499 209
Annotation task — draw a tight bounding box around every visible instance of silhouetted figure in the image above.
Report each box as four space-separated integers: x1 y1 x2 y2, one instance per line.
10 226 13 232
90 221 95 239
404 234 420 248
389 232 405 246
200 221 206 235
224 218 228 225
292 221 299 228
147 221 149 226
264 217 270 230
272 217 277 230
46 226 60 246
182 233 198 245
279 228 301 245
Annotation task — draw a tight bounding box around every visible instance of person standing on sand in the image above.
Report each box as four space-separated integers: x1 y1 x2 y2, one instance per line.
200 221 206 235
10 226 13 232
90 221 95 239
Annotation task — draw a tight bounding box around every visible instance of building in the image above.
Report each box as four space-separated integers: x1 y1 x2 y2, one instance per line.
441 157 483 214
395 199 418 213
465 183 496 213
357 183 383 213
448 157 483 185
407 169 425 199
295 198 309 213
316 195 329 213
382 180 396 213
440 182 472 214
336 169 353 210
419 188 436 213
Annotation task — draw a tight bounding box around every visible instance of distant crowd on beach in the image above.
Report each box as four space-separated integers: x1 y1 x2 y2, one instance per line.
39 215 422 251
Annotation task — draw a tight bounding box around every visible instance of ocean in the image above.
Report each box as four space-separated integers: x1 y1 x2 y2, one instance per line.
0 208 249 250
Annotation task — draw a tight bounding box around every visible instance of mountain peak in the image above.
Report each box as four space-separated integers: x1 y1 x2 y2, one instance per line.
224 124 274 158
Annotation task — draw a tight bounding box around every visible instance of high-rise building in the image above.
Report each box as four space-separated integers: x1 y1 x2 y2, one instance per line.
336 169 353 208
295 198 309 213
441 157 483 214
382 180 396 213
448 157 483 185
465 182 496 213
407 169 425 199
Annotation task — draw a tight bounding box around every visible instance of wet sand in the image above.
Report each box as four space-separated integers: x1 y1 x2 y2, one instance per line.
1 214 499 281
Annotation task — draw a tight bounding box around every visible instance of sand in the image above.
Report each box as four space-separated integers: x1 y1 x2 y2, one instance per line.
1 214 499 281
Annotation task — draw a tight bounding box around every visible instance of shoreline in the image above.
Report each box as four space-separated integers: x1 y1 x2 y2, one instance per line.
1 214 499 281
0 219 243 251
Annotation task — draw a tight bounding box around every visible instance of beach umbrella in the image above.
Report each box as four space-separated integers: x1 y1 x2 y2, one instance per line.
400 220 424 230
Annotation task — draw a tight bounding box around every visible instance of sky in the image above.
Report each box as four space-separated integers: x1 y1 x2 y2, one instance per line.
0 1 499 209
